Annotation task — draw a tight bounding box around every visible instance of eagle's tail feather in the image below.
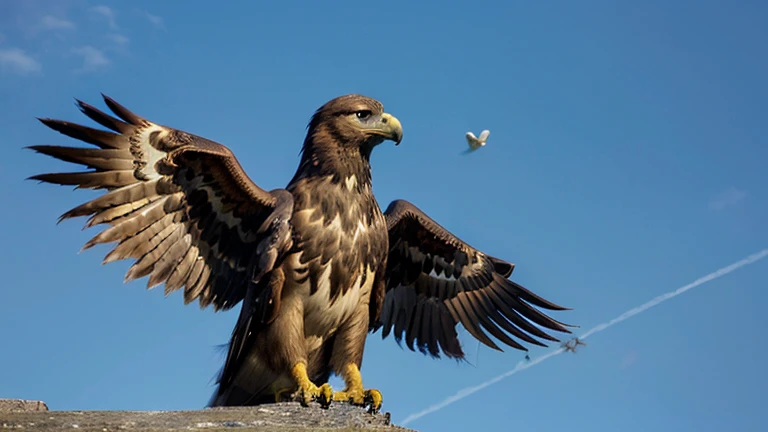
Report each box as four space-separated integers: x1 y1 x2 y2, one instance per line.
208 363 280 407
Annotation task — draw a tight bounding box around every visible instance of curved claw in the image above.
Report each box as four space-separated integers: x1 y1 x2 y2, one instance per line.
293 382 333 408
291 362 333 408
364 389 383 414
333 387 383 413
317 383 333 408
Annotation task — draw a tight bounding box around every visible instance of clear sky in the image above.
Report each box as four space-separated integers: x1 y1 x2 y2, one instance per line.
1 1 767 431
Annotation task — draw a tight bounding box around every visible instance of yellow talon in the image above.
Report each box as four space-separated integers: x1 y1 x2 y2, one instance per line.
318 382 333 405
290 362 333 408
365 389 383 414
332 389 362 404
332 364 383 413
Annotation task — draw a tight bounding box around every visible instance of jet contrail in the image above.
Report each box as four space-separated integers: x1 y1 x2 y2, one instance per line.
400 248 768 426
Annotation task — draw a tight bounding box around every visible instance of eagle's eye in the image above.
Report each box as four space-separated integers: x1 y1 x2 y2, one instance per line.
355 110 372 120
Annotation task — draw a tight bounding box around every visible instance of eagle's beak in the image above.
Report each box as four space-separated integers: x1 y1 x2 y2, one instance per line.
365 113 403 146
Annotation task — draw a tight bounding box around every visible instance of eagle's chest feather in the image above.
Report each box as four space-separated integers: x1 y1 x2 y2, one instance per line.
284 176 387 337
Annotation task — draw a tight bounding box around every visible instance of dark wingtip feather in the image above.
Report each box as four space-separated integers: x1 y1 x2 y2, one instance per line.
102 93 142 125
73 98 91 115
75 97 132 133
79 240 98 253
453 356 471 365
26 145 86 167
26 173 57 183
56 213 71 225
511 280 573 312
37 117 59 130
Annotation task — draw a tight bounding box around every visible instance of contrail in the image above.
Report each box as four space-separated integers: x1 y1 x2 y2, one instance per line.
400 248 768 426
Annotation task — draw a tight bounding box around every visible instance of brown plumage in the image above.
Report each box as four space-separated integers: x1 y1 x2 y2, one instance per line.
28 93 574 413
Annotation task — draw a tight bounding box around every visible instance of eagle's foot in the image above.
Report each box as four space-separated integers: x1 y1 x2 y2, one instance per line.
332 388 383 413
293 382 333 408
332 363 383 413
291 362 333 408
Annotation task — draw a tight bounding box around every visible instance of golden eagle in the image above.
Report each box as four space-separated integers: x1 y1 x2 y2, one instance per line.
28 94 573 413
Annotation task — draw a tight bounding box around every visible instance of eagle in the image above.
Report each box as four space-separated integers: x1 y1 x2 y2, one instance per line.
28 94 573 413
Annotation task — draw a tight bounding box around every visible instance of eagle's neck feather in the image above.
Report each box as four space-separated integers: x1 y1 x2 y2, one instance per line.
290 129 373 190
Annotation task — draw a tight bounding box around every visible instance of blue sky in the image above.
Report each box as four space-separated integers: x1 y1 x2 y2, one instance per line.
1 0 767 430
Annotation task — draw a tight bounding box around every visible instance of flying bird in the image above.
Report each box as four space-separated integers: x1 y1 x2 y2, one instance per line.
464 129 490 153
561 337 587 353
28 94 573 413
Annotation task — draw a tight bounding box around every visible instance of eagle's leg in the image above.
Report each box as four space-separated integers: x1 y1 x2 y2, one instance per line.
329 300 383 413
331 363 383 413
291 362 333 408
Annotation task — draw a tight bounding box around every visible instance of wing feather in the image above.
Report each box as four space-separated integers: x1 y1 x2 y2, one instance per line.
29 95 295 313
375 199 574 359
478 129 490 142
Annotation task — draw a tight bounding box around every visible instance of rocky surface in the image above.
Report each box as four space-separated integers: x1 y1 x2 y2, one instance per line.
0 401 416 432
0 400 49 413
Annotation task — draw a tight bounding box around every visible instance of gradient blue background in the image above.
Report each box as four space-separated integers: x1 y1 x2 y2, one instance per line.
1 1 767 431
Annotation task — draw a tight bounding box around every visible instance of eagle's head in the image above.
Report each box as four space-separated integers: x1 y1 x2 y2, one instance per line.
306 94 403 154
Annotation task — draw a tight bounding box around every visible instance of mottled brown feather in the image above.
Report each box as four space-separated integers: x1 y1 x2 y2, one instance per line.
376 199 574 360
28 94 295 313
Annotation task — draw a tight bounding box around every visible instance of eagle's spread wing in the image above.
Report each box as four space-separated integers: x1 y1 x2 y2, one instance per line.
375 199 572 359
28 95 294 313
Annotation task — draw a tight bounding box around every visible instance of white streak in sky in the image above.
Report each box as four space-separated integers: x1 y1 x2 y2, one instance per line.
400 248 768 426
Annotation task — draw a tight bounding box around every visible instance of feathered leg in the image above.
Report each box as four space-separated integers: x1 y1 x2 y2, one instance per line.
267 292 332 408
329 297 382 413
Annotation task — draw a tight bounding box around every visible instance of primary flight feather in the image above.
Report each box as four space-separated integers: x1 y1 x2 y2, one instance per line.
28 94 573 413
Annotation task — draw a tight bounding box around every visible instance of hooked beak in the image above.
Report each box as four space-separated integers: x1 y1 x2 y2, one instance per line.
364 113 403 146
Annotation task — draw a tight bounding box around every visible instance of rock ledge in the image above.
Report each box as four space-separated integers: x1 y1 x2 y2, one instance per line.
0 400 416 432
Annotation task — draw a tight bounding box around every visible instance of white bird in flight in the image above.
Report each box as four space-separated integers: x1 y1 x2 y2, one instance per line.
464 129 490 154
